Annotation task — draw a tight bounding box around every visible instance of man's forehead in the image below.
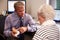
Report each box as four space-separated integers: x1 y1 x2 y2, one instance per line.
16 5 25 8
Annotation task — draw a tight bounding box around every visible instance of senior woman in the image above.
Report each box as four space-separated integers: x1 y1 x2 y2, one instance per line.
32 4 59 40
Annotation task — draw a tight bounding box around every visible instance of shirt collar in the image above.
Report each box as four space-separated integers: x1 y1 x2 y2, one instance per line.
14 12 25 19
41 20 56 26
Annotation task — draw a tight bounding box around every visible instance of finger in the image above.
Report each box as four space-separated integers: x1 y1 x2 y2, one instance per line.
20 28 24 33
11 32 15 37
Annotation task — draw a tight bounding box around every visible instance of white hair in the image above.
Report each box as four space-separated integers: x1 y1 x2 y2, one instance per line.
38 4 55 20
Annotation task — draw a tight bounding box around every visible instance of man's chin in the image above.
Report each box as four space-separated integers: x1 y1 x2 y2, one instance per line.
17 14 24 17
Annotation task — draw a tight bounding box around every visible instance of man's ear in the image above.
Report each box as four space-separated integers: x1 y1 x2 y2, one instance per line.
14 10 16 12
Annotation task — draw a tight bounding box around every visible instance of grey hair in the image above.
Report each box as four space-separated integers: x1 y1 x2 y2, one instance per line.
14 1 25 9
38 4 55 20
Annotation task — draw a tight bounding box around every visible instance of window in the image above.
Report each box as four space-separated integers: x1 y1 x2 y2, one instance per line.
46 0 60 21
8 1 25 12
8 0 26 14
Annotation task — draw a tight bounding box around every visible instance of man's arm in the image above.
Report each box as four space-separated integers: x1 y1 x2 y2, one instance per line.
4 16 12 37
27 15 37 32
18 14 37 34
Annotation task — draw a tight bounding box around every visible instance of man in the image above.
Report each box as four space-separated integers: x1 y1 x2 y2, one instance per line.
4 1 37 40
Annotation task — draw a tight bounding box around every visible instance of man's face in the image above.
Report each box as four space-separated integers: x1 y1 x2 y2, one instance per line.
15 5 25 17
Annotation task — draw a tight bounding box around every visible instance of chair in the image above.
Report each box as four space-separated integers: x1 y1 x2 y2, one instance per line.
0 15 6 40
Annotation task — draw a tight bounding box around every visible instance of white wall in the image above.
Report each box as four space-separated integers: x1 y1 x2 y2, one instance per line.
0 0 7 15
26 0 46 20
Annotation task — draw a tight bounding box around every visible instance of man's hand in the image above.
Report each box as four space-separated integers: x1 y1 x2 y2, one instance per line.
11 27 17 37
18 27 28 34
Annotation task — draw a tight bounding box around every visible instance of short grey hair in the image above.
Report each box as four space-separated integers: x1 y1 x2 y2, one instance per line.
14 1 25 9
38 4 55 20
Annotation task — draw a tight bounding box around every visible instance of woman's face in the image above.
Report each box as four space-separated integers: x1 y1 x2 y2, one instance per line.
38 13 45 24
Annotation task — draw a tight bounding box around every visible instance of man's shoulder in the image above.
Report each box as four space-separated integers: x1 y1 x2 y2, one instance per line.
25 13 32 17
6 13 14 19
